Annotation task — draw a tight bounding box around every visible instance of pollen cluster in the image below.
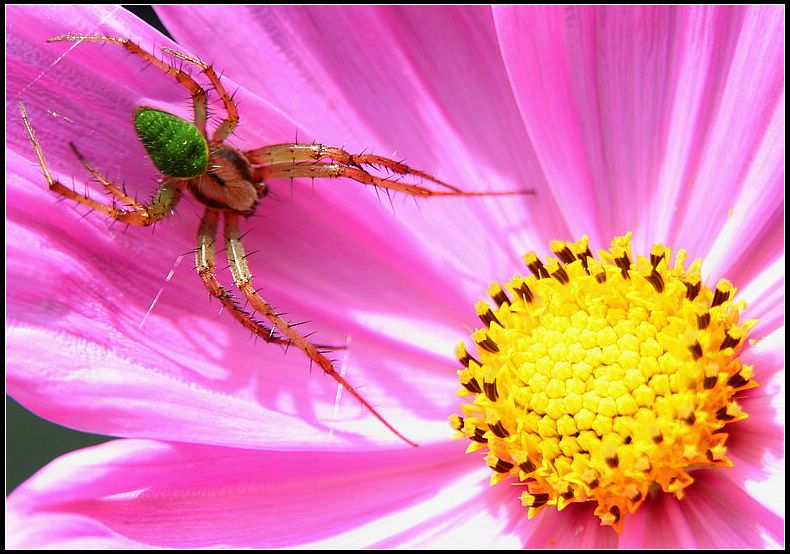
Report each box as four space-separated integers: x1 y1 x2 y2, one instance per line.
450 233 757 533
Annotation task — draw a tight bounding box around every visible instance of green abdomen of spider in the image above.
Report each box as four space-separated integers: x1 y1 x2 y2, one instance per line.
133 107 209 179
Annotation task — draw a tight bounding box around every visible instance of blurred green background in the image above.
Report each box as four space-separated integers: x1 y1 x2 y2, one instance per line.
5 397 113 494
5 5 171 497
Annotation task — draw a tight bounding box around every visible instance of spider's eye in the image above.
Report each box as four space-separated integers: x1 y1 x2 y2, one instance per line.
134 107 209 179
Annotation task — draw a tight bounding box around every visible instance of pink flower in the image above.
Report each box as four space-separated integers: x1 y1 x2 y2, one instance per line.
6 5 784 548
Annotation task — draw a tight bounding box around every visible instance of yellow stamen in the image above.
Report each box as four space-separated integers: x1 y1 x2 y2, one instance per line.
450 233 757 533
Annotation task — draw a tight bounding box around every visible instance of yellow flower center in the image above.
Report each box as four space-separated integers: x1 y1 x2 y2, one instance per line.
450 233 757 533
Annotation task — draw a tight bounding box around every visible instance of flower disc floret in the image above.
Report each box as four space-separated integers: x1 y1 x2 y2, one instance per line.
450 233 757 532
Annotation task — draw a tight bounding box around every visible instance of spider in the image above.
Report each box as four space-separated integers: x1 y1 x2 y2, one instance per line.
19 33 532 447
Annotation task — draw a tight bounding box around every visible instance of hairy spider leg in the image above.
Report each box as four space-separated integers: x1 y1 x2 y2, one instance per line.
246 143 463 192
160 47 239 143
247 143 536 197
20 103 181 226
48 34 210 136
256 162 532 198
68 142 140 207
222 212 418 447
196 209 295 348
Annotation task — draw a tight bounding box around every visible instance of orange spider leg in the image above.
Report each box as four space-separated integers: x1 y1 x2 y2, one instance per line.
256 162 531 198
161 47 239 143
245 143 464 193
222 212 417 447
196 208 298 348
20 103 182 226
68 142 139 207
247 143 535 196
48 34 209 136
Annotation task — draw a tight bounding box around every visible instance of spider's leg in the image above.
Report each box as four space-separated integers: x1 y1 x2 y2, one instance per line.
196 208 295 348
67 141 181 223
223 212 417 447
68 142 137 206
246 143 535 196
20 103 181 226
256 162 532 198
161 48 238 143
47 34 209 135
246 143 464 193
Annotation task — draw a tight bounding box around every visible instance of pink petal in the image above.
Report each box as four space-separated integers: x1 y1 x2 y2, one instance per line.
18 437 777 549
701 105 784 284
495 6 630 246
680 466 784 547
493 6 783 259
7 439 497 549
738 255 785 340
736 327 785 454
8 6 785 548
156 7 540 187
660 7 784 259
522 502 619 548
8 134 460 448
157 5 569 263
8 5 501 448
